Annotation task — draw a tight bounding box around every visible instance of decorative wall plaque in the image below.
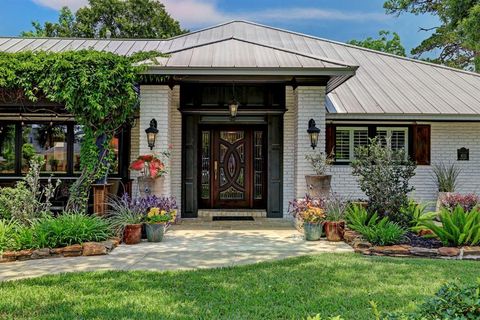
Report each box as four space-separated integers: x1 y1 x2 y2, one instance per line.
457 147 469 161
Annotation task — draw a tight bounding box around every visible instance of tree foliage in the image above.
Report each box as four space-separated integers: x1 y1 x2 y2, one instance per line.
22 0 187 39
351 138 417 226
348 30 407 56
384 0 480 72
0 50 160 211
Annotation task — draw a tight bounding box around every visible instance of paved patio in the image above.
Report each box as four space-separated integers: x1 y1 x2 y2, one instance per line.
0 219 352 282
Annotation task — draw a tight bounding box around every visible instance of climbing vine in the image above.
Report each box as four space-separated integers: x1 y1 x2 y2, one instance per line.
0 50 162 211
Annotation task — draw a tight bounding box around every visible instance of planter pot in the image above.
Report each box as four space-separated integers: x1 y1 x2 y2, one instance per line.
123 224 142 245
324 221 345 242
145 223 165 242
305 175 332 198
137 176 155 196
303 222 323 241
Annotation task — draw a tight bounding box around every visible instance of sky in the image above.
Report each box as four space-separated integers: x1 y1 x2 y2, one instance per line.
0 0 439 55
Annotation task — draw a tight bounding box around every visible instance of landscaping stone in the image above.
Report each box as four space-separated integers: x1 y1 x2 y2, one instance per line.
352 240 372 249
343 230 361 243
31 248 51 259
371 245 411 255
63 244 83 257
82 242 107 256
50 248 64 255
100 240 115 252
16 250 34 261
438 247 460 257
462 246 480 256
409 247 439 257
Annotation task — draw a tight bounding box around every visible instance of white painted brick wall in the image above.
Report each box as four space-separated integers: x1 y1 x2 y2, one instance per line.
282 86 326 217
330 122 480 204
169 87 182 212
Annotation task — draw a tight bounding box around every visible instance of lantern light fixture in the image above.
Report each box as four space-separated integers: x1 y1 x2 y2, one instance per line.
145 118 158 150
307 118 320 150
229 82 239 118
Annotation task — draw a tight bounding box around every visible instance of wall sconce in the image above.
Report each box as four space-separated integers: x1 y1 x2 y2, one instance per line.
307 118 320 150
145 118 158 150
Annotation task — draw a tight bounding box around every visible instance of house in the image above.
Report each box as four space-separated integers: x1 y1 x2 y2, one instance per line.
0 20 480 218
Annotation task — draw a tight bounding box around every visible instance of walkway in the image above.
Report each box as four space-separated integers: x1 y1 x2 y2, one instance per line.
0 219 353 281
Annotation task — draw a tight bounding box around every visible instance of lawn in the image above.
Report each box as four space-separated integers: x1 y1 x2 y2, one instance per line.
0 253 477 320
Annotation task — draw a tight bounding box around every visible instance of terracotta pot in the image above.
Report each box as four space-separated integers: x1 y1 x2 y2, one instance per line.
305 175 332 198
145 223 165 242
123 224 142 245
303 222 323 241
324 221 345 242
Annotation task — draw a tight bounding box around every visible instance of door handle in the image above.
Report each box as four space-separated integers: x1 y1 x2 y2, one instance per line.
214 161 218 181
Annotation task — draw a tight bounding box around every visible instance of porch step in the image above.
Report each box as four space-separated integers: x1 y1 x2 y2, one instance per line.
198 209 267 218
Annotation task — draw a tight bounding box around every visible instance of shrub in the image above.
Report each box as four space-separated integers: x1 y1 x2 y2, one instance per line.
107 195 145 236
0 158 59 225
345 204 376 231
305 151 334 175
440 193 479 212
432 162 461 192
0 219 17 254
420 206 480 246
34 212 112 248
383 280 480 319
399 200 436 232
356 218 406 246
351 137 416 227
12 223 39 251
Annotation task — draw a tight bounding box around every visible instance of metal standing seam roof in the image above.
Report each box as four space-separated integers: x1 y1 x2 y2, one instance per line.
1 20 479 116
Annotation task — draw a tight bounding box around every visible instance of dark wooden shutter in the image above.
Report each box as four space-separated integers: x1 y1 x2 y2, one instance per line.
413 125 431 165
326 124 335 156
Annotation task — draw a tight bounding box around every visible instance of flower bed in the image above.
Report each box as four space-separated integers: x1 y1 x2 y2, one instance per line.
344 229 480 260
0 238 120 263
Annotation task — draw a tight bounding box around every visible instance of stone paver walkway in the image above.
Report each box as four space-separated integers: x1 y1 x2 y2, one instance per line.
0 219 352 281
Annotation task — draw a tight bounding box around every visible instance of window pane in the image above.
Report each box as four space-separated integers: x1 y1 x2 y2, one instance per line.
377 130 388 147
391 130 406 151
0 124 16 173
22 124 68 173
73 125 83 173
73 126 120 175
335 130 350 161
353 130 368 148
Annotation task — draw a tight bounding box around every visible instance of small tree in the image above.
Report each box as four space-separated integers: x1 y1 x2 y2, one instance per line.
351 137 416 226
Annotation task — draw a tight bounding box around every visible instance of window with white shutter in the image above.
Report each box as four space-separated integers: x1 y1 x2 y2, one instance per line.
376 127 408 158
335 127 369 162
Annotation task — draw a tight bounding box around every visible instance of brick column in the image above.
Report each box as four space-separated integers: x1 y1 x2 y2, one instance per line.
294 86 327 199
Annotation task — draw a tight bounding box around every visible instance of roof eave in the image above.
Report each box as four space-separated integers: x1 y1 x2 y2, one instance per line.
326 113 480 121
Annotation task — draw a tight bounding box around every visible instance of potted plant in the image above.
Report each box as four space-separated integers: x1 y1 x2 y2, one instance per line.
298 204 325 241
324 195 347 241
107 195 144 245
305 151 334 198
145 207 171 242
130 151 169 196
289 196 325 232
432 162 461 212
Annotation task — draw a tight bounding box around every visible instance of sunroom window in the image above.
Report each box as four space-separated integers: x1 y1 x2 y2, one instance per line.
335 127 369 162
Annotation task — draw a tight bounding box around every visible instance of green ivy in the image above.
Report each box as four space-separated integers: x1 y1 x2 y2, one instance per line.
0 50 162 211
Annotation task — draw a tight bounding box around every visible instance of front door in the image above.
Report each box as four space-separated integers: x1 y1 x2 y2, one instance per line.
199 126 266 209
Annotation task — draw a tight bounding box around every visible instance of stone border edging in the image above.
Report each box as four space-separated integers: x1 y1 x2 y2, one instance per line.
0 238 120 263
344 230 480 260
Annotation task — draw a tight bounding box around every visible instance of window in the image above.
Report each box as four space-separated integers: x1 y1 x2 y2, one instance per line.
0 121 129 177
22 124 68 173
376 127 408 158
0 124 16 173
335 127 368 162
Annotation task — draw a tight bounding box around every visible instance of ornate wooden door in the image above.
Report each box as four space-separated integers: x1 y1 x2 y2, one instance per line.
199 126 266 209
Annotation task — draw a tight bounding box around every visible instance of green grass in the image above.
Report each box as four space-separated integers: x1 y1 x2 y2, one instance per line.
0 253 477 319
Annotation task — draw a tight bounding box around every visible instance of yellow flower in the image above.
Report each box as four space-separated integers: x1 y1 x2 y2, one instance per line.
147 207 160 217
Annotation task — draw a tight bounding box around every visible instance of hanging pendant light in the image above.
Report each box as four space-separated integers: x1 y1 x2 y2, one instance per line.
228 82 239 118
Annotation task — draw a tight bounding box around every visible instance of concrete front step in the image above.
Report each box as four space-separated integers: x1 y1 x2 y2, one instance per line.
198 209 267 218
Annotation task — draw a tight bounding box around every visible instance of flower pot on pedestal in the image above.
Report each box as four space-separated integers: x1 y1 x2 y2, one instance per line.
305 175 332 198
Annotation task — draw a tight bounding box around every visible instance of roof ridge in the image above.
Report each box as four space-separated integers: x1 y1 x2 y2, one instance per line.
233 20 480 78
164 36 357 69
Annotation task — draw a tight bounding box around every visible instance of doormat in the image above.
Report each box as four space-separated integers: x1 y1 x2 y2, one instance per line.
212 216 255 221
